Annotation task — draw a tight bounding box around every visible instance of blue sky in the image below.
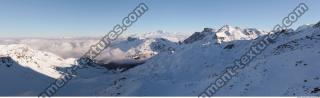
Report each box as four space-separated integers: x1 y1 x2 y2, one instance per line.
0 0 319 38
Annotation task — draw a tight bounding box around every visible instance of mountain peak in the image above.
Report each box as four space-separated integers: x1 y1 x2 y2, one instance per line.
183 25 268 44
203 28 214 32
214 25 267 43
183 29 214 44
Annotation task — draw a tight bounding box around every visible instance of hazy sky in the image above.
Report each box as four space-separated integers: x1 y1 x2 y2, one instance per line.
0 0 319 38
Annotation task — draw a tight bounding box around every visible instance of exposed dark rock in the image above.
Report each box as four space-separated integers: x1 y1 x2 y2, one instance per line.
224 44 235 49
0 56 14 67
311 87 320 93
127 37 138 41
101 61 145 72
76 57 95 66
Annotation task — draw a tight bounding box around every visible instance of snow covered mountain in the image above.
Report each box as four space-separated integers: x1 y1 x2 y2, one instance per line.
90 22 320 96
0 44 73 78
0 44 74 95
0 32 182 76
183 25 268 44
0 35 180 95
94 37 179 70
1 22 320 96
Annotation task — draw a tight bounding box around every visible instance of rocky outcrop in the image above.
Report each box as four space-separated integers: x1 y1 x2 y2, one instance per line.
183 32 206 44
0 56 14 67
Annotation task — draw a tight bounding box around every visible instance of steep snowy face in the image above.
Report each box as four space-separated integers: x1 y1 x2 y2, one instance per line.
0 44 72 78
214 25 268 43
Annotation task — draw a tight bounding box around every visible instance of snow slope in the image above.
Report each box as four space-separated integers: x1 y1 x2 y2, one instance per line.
0 58 54 96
